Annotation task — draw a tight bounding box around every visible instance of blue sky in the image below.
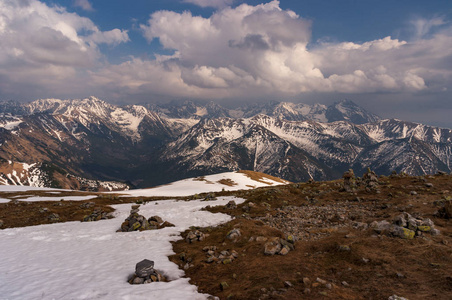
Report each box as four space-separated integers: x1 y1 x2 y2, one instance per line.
1 0 452 127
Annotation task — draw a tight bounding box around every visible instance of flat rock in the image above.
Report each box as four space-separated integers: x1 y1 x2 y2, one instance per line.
136 259 155 278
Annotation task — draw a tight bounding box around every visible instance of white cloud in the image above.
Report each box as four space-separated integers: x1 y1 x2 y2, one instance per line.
124 1 451 98
0 0 128 98
183 0 234 9
411 16 446 39
73 0 94 12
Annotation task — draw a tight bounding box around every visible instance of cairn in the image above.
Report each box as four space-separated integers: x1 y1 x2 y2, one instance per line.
342 169 356 192
117 204 175 232
128 259 166 284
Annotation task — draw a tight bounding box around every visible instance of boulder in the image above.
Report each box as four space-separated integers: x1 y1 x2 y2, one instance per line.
264 237 282 255
370 220 391 233
226 228 241 240
391 226 415 239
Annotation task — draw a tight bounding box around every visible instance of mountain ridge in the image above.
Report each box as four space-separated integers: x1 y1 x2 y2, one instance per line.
0 97 450 188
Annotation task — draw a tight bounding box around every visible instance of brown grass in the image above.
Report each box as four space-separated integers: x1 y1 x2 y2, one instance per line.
217 178 238 186
238 170 291 185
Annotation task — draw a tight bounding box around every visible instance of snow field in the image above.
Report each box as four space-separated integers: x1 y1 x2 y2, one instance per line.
9 195 98 202
117 171 289 197
0 196 245 300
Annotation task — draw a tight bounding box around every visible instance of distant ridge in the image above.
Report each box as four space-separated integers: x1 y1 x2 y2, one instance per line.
0 97 450 188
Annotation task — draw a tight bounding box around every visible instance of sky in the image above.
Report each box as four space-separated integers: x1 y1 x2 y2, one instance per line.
0 0 451 127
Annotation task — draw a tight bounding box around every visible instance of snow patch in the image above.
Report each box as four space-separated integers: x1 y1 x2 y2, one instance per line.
15 195 98 202
0 196 245 300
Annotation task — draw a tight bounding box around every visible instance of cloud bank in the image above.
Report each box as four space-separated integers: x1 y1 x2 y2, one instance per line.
0 0 451 103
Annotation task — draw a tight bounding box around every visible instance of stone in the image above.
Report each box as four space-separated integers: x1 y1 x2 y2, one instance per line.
149 216 163 224
136 259 155 278
264 238 282 255
280 239 295 251
406 215 418 231
388 295 408 300
256 236 268 242
417 225 432 232
371 220 391 233
410 191 417 195
391 226 415 239
222 259 232 265
48 213 60 222
279 247 289 256
393 214 407 227
284 281 293 288
302 277 311 287
338 245 351 252
316 278 327 285
303 288 311 294
225 201 237 209
160 221 175 228
226 228 241 240
425 183 433 188
220 282 229 291
132 277 145 284
341 281 349 287
431 228 441 236
132 222 141 231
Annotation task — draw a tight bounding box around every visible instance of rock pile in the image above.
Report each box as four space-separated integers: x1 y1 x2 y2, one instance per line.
82 208 110 222
371 212 440 239
203 246 239 264
362 167 379 191
118 205 174 232
186 230 206 243
128 259 166 284
118 205 150 232
264 236 295 256
342 169 356 192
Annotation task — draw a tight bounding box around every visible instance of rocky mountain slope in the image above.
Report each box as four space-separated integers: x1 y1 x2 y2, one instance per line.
0 97 450 188
0 160 129 191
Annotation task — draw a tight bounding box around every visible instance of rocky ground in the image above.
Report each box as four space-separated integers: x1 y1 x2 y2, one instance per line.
0 171 451 300
170 171 452 300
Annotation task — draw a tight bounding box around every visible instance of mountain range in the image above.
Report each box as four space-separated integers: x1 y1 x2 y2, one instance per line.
0 96 450 189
